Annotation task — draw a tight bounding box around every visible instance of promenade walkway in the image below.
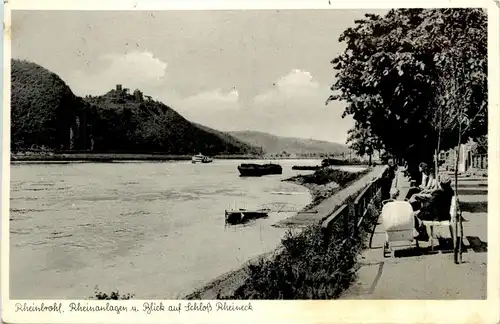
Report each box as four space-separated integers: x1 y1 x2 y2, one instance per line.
342 169 488 299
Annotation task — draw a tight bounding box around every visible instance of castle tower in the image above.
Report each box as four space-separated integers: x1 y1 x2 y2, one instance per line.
134 89 144 102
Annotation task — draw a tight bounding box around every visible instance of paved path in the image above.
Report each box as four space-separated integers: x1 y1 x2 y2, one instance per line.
342 170 487 299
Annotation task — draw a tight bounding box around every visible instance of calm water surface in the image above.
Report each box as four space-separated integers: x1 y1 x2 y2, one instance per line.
10 159 363 299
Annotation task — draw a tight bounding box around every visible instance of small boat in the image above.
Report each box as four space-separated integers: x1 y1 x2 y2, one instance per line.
237 163 282 177
192 153 213 164
225 206 271 225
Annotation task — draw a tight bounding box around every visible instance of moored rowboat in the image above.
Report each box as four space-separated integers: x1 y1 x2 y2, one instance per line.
224 207 271 224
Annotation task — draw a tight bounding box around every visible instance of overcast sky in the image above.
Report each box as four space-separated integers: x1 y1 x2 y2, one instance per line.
12 9 388 144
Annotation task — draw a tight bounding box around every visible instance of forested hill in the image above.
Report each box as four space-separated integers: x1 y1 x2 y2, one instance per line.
229 130 350 155
10 59 259 155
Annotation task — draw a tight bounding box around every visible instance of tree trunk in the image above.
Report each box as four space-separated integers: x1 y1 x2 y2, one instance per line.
454 110 463 264
436 107 443 181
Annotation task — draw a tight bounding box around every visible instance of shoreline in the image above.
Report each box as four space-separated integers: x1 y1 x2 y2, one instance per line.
10 153 254 162
10 153 344 163
280 166 371 211
10 152 373 163
185 166 383 299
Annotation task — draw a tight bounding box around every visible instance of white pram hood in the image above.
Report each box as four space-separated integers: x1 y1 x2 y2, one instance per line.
381 200 415 242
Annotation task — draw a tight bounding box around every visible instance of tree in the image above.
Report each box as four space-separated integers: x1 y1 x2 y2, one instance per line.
327 9 487 170
346 121 382 165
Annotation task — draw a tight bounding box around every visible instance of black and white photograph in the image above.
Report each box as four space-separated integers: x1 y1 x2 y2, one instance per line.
2 0 499 323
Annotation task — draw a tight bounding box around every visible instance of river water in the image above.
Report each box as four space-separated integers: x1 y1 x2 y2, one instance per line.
9 159 364 299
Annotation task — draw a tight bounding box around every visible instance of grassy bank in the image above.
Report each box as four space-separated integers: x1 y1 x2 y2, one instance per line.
284 167 370 210
286 167 368 186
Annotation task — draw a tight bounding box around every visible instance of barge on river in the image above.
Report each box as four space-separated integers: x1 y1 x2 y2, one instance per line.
237 163 282 177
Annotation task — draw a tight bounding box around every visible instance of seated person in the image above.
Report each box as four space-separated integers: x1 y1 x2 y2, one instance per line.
402 161 409 177
412 175 455 240
408 177 438 210
417 175 454 221
405 162 435 201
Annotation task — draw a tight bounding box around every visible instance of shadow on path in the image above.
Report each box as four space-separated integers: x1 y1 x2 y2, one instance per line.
457 189 488 196
390 238 469 258
458 183 488 188
466 236 488 253
459 201 488 213
456 178 487 182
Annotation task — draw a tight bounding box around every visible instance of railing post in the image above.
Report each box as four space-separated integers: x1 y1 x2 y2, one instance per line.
344 205 349 237
353 201 359 237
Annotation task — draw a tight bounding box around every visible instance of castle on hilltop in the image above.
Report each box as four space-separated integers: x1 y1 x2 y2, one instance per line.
113 84 151 103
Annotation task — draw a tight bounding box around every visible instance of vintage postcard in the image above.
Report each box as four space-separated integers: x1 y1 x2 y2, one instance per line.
2 0 499 323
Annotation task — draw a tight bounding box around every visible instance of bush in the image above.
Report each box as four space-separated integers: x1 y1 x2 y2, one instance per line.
286 168 370 188
90 286 135 300
227 223 363 299
291 168 368 186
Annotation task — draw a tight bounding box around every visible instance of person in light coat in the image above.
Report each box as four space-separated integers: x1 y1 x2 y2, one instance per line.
405 162 436 201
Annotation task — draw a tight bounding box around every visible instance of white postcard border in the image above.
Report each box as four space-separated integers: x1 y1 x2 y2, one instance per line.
2 0 499 323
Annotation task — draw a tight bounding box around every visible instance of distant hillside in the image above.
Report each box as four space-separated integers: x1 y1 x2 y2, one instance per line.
11 59 86 150
228 131 350 155
11 59 258 155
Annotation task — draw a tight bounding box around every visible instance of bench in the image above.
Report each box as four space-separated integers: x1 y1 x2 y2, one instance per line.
421 196 460 251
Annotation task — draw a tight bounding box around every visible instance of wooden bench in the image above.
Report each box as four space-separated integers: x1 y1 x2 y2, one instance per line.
421 196 460 251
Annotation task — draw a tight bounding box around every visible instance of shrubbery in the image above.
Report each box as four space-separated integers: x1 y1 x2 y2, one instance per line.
287 168 370 187
90 286 135 300
308 168 366 186
225 204 374 299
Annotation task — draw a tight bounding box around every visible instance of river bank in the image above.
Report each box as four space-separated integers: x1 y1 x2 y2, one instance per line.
185 166 385 299
10 153 351 163
283 167 370 210
10 152 257 162
10 151 374 163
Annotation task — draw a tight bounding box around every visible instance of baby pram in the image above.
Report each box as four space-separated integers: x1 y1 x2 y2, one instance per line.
380 199 418 257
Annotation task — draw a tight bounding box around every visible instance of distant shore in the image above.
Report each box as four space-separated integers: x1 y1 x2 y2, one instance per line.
10 152 347 163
